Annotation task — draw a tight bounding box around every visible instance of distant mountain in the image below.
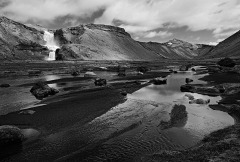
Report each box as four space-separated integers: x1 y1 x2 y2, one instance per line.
202 30 240 58
0 16 48 60
0 16 217 61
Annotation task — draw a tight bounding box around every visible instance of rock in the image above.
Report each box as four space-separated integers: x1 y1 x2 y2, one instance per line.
189 98 210 104
94 78 107 86
0 125 24 157
196 87 220 95
173 71 178 73
170 104 188 125
118 71 126 76
28 70 42 76
185 94 195 100
120 91 127 96
137 66 149 73
71 70 80 76
207 66 221 73
137 71 144 75
169 69 174 72
55 48 64 60
84 72 97 77
30 81 59 100
185 78 193 83
118 66 126 76
179 65 189 71
180 85 195 92
217 57 236 68
150 78 167 85
0 84 10 88
134 80 141 85
19 110 36 115
191 68 196 71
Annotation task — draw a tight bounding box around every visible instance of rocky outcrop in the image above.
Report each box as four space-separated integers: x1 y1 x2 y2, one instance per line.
150 78 167 85
30 81 59 100
0 16 48 60
94 78 107 86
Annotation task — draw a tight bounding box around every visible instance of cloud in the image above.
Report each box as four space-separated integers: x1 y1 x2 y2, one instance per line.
1 0 240 41
144 31 173 38
209 38 224 46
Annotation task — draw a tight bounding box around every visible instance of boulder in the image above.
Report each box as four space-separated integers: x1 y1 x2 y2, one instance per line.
137 66 149 73
120 91 127 96
179 65 188 71
0 84 10 88
94 78 107 86
150 78 167 85
84 72 97 78
185 94 195 100
170 104 188 125
217 57 236 68
180 85 195 92
0 125 24 157
173 71 178 74
30 81 59 100
189 98 210 104
185 78 193 83
19 110 36 115
28 70 42 76
191 68 196 71
71 70 80 76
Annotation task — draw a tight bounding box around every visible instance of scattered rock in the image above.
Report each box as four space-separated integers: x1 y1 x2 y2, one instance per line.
185 78 193 83
84 72 97 78
19 110 36 115
150 78 167 85
189 98 210 104
28 70 42 76
185 94 195 100
179 65 188 71
30 81 59 100
0 125 24 157
120 91 127 96
137 66 149 73
0 84 10 88
180 84 195 92
94 78 107 86
71 71 80 76
217 57 236 68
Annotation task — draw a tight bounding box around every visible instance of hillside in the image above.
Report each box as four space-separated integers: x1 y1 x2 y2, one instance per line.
203 30 240 58
0 16 48 60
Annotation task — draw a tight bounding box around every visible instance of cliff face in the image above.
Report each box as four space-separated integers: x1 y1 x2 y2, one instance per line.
203 30 240 59
0 16 48 60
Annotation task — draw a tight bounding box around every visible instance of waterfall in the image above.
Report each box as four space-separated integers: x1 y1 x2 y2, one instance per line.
43 31 59 61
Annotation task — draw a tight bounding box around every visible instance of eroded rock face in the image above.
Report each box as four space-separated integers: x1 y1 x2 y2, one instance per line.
189 99 210 104
30 81 59 100
0 16 48 60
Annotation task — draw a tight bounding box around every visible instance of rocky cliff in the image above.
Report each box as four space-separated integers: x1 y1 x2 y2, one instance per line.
0 16 48 60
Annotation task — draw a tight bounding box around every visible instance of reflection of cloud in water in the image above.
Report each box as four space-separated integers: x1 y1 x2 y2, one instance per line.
44 75 61 89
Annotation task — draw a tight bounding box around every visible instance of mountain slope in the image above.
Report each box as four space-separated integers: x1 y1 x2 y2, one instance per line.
0 16 48 60
203 30 240 58
55 24 166 61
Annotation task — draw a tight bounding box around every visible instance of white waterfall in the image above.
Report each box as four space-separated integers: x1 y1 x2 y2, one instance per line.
43 31 59 61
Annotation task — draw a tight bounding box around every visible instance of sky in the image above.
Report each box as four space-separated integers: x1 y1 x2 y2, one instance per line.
1 0 240 45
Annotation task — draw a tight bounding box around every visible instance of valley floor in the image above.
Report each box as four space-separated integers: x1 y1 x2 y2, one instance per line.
0 60 240 161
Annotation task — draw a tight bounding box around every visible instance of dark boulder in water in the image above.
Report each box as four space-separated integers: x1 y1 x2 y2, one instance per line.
137 66 150 73
94 78 107 86
180 84 195 92
170 104 188 125
0 84 10 88
30 81 59 100
0 125 24 158
185 78 193 83
150 78 167 85
189 98 210 104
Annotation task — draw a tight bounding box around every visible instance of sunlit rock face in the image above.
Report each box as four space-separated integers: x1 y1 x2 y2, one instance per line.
43 31 59 61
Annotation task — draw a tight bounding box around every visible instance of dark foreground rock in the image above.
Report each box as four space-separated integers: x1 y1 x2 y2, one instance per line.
185 78 193 83
189 98 210 104
0 125 24 158
0 84 10 88
30 81 59 100
217 57 236 68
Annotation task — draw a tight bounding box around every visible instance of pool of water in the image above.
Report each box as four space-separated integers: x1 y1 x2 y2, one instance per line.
72 70 234 161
